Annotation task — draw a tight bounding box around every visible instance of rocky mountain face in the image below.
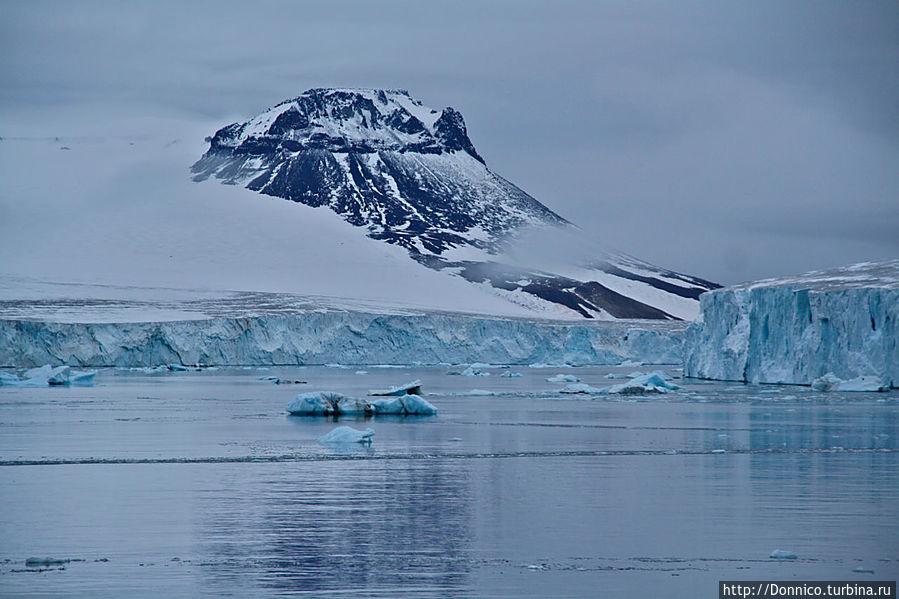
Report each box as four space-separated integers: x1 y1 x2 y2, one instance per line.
193 88 719 319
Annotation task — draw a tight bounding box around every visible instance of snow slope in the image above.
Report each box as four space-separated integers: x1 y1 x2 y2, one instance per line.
684 260 899 387
0 117 538 318
1 91 717 322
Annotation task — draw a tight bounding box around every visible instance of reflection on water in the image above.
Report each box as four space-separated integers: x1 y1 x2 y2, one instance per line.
0 366 897 598
197 461 473 597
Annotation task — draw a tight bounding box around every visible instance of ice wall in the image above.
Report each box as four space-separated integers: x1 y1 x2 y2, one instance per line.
0 312 685 368
684 261 899 387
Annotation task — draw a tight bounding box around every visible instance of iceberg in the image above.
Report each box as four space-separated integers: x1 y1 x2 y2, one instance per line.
460 366 490 377
318 426 374 445
368 380 423 396
368 396 406 414
811 373 888 392
286 392 341 415
546 374 581 383
685 261 899 388
769 549 798 560
0 311 686 368
1 365 96 387
287 391 437 416
0 371 20 385
603 371 682 394
371 394 438 415
558 383 604 394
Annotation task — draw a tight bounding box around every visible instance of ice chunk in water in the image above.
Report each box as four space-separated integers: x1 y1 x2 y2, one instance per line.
399 394 438 415
286 392 343 415
558 383 604 394
368 380 422 396
604 371 682 394
318 426 374 445
546 374 581 383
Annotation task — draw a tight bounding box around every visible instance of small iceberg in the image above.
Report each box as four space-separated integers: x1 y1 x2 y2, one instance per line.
287 391 437 416
769 549 798 560
371 394 438 415
547 374 581 383
604 371 682 395
0 372 21 385
559 383 604 394
1 365 97 387
499 372 522 378
811 373 887 392
318 426 374 445
259 375 307 385
286 392 346 415
368 380 422 396
461 366 490 377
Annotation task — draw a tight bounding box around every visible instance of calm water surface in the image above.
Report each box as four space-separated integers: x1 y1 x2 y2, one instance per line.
1 365 897 597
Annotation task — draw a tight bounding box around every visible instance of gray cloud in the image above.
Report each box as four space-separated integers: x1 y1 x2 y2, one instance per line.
1 0 896 284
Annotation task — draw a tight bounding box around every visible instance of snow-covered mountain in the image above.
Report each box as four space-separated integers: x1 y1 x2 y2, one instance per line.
193 88 719 319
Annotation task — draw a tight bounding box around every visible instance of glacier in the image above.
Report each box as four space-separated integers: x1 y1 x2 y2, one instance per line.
684 261 899 388
0 311 685 368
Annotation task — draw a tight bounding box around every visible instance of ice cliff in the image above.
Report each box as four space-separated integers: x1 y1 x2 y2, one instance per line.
0 312 685 368
684 261 899 387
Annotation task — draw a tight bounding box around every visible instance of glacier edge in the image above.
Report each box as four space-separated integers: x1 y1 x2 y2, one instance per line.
684 263 899 388
0 312 685 368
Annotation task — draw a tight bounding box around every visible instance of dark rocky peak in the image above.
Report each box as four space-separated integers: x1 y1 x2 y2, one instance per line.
201 88 484 162
435 107 484 164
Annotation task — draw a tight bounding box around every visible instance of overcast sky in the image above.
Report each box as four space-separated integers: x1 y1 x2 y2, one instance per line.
1 0 896 285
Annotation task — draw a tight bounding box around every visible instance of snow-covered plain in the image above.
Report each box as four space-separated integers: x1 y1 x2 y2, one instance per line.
0 117 539 319
684 260 899 388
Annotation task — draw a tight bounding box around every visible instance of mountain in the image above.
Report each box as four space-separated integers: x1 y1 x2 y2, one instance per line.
192 88 719 319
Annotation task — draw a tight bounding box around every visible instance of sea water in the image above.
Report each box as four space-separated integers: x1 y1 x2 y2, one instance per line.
1 365 896 597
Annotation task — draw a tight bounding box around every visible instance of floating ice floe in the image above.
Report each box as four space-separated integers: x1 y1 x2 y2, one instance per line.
605 371 642 379
371 394 438 415
811 373 888 392
259 375 307 385
318 426 374 445
1 365 96 387
460 366 490 377
499 372 522 378
559 383 604 394
603 371 681 394
546 374 581 383
368 379 422 396
556 371 682 395
0 372 20 385
287 391 437 416
769 549 798 560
